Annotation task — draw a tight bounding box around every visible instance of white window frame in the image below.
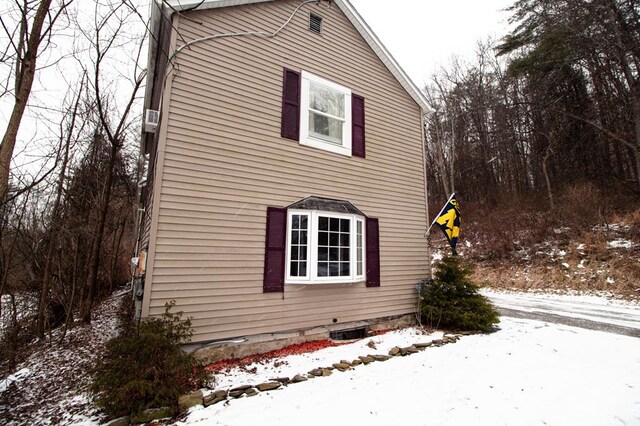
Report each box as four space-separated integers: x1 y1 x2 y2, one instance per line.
286 209 365 284
300 71 352 157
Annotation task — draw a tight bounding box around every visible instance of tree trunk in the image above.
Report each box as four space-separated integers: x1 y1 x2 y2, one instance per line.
37 140 71 337
0 0 54 201
542 143 555 210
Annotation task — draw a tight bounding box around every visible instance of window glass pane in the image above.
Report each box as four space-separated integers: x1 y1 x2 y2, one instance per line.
329 248 339 261
309 82 345 118
318 247 328 261
340 219 349 232
329 262 340 276
339 233 349 246
329 232 339 246
356 220 363 276
340 248 350 261
290 214 308 278
318 262 329 277
309 113 344 145
340 262 350 276
318 231 328 246
330 218 340 232
319 217 328 231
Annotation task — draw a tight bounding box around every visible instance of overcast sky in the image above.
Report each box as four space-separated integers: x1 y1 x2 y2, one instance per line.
350 0 514 86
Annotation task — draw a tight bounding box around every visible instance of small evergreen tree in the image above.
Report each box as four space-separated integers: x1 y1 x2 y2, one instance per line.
420 256 499 332
92 301 208 419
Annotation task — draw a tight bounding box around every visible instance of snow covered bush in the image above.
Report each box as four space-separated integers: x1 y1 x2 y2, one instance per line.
420 256 499 332
91 301 208 419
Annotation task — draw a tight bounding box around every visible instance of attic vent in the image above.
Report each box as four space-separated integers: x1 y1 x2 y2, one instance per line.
309 12 323 34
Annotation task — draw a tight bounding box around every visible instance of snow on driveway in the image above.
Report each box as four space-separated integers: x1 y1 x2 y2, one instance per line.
483 290 640 336
178 316 640 426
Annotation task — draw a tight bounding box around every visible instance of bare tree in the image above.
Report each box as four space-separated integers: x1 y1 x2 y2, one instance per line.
35 73 86 338
77 0 146 322
0 0 75 202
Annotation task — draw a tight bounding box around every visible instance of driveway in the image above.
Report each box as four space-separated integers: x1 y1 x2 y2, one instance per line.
483 290 640 337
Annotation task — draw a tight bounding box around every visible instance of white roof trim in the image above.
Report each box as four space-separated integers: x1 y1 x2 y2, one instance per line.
165 0 430 112
166 0 274 11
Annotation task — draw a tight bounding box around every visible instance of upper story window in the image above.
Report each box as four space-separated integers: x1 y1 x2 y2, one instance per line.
281 68 366 158
300 71 352 156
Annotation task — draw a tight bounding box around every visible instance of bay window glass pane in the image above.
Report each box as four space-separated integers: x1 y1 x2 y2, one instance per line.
309 82 345 118
340 262 350 276
290 214 308 277
318 262 329 277
357 220 363 276
317 215 351 278
318 247 328 261
340 248 350 261
318 231 328 246
329 263 340 276
329 248 339 261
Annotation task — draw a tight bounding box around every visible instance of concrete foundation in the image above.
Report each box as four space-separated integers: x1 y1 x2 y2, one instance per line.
188 313 416 364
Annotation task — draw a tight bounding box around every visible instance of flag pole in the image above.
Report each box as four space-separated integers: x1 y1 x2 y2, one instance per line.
425 192 455 237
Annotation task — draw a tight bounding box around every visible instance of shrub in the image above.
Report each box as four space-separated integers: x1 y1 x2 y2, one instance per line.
92 301 208 419
420 256 499 332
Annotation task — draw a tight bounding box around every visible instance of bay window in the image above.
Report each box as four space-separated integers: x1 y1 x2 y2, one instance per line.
286 210 365 284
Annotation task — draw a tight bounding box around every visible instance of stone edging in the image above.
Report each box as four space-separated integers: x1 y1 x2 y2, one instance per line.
201 333 467 407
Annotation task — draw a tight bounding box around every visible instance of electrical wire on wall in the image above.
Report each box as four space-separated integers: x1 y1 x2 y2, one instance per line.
169 0 327 63
155 0 330 148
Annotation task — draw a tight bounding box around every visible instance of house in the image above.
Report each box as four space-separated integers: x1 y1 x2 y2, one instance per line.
135 0 431 359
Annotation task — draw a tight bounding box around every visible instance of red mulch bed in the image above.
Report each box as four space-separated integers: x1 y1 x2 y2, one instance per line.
205 340 347 373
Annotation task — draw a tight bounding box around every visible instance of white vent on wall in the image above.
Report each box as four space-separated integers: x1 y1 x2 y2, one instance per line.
144 109 159 133
309 12 323 34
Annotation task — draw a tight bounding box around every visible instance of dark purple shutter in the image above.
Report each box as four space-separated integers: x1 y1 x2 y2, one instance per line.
352 94 365 158
281 68 301 141
264 207 287 293
366 217 380 287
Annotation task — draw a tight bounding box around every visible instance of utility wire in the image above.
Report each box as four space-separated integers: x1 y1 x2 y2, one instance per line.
169 0 322 62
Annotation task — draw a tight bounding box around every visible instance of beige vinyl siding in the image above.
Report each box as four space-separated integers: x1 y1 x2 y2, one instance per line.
144 0 429 342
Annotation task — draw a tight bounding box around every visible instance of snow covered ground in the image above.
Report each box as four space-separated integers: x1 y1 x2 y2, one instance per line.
2 291 639 425
178 315 640 426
